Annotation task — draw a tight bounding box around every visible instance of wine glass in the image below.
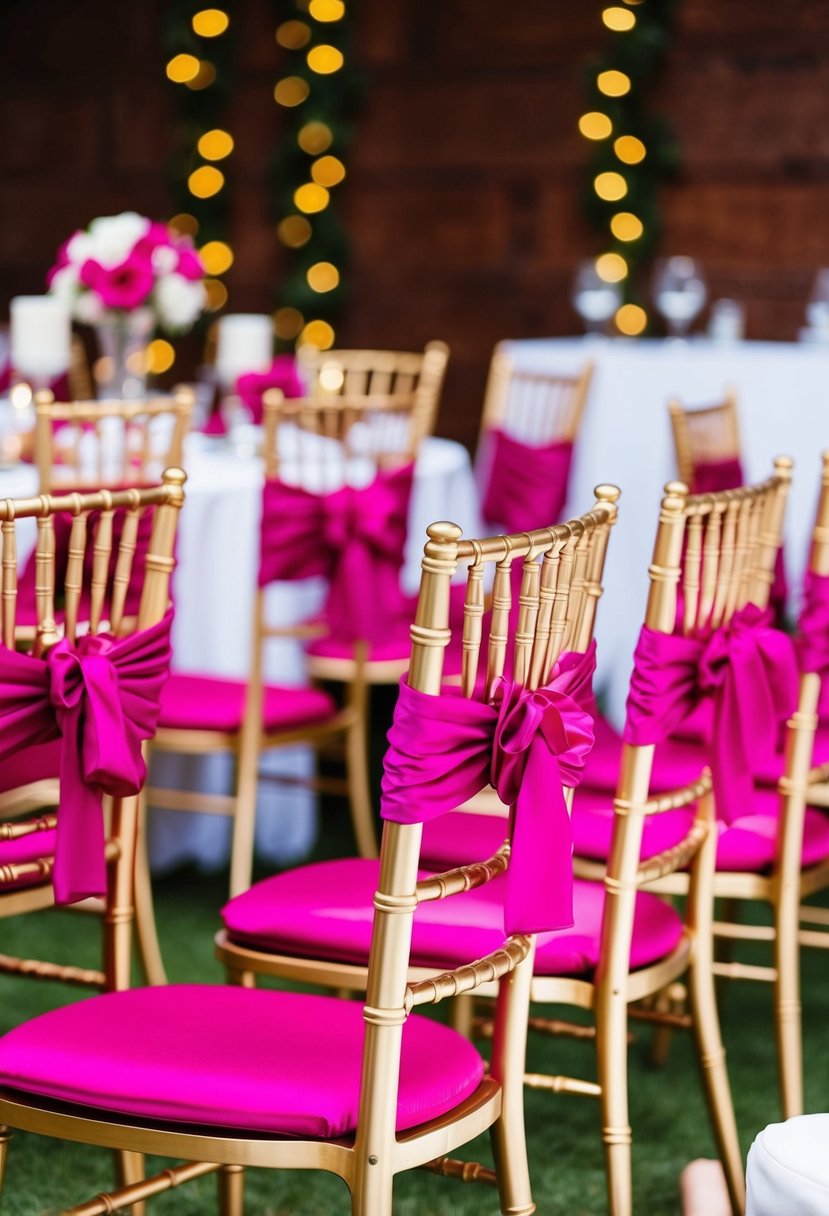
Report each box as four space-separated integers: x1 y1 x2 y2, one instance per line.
571 260 621 336
652 257 707 338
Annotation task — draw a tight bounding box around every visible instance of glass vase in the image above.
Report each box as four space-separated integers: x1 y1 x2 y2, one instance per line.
94 309 154 400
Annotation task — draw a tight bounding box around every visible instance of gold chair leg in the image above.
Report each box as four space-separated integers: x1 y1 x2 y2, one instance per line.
596 996 633 1216
228 751 258 899
217 1163 244 1216
687 952 746 1215
490 954 536 1215
775 885 804 1118
114 1150 146 1216
0 1126 10 1196
450 992 475 1038
344 673 378 859
134 806 167 986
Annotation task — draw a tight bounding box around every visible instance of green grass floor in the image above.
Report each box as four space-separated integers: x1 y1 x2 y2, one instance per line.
2 818 829 1215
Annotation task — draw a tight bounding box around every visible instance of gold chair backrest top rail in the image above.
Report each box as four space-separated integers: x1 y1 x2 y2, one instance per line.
668 389 740 487
480 343 594 446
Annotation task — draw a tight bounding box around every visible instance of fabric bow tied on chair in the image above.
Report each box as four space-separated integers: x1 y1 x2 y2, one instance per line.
259 464 414 642
0 612 173 904
624 604 798 820
381 642 597 935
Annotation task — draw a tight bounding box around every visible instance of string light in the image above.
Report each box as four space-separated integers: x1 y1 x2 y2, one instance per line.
274 307 304 339
578 112 613 140
595 252 628 282
274 76 310 106
294 182 330 213
147 339 176 374
188 166 225 198
311 155 346 186
298 121 333 154
614 134 646 164
186 62 217 91
615 303 647 335
166 54 200 83
597 69 631 97
198 129 234 160
276 20 311 48
277 215 313 247
192 9 229 37
307 45 344 74
199 240 234 275
610 212 644 242
309 0 345 19
299 320 335 349
306 262 340 292
602 6 636 30
594 171 627 201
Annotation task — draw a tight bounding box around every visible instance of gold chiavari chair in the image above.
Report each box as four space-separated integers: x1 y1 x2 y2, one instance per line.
0 503 606 1216
147 390 429 905
0 469 184 994
33 388 193 494
215 482 745 1216
475 343 593 531
668 389 741 488
296 339 450 448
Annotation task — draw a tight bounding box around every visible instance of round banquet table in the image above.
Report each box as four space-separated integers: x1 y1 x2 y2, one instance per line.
0 434 482 872
505 337 829 725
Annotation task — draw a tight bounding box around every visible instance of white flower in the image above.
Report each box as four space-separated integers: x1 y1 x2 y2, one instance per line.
85 211 151 268
49 264 79 308
152 245 178 275
66 231 95 265
154 273 206 332
74 292 105 325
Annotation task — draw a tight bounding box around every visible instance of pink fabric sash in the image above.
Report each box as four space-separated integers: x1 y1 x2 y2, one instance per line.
797 571 829 676
258 464 414 642
380 642 597 935
236 355 305 424
0 611 173 903
623 604 798 821
482 431 573 534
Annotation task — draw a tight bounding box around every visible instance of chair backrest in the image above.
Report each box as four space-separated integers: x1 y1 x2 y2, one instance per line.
479 344 593 445
33 388 193 494
356 487 619 1164
0 470 184 985
295 341 449 447
668 389 741 487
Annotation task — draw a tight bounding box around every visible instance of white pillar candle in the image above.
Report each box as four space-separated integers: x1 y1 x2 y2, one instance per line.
10 295 71 381
215 314 273 388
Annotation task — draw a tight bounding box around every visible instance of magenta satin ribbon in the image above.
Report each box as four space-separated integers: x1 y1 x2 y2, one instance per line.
258 464 414 642
482 431 573 534
380 642 597 935
236 356 305 424
623 604 798 820
0 611 173 903
797 571 829 675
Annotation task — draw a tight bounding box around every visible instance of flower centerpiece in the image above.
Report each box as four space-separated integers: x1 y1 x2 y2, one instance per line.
47 211 206 398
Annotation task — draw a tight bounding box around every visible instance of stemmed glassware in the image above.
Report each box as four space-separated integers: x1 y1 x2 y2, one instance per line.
652 257 707 338
571 260 621 336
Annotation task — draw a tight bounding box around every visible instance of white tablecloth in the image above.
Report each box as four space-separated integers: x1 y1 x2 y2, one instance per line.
506 338 829 724
0 436 482 872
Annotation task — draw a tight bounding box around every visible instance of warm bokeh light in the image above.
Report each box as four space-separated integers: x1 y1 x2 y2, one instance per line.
595 252 628 282
192 8 229 37
276 20 311 49
277 214 313 247
186 61 217 91
294 182 330 213
204 278 229 311
578 111 613 140
597 69 631 97
309 0 345 20
602 6 636 30
274 307 304 339
188 165 225 198
10 383 32 410
307 44 344 74
169 213 199 238
298 121 333 154
311 155 346 187
147 339 176 375
198 129 234 161
319 364 345 390
594 171 627 201
299 320 335 349
610 211 644 241
615 303 648 335
199 240 234 275
614 134 646 164
306 261 340 292
166 54 200 84
274 76 310 106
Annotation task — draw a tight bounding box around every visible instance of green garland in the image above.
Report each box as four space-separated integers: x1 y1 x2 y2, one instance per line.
270 0 359 349
580 0 679 330
163 2 235 318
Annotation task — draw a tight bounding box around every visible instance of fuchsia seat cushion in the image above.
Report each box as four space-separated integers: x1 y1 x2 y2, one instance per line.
222 859 683 976
583 714 708 794
157 673 337 734
0 985 485 1138
750 722 829 787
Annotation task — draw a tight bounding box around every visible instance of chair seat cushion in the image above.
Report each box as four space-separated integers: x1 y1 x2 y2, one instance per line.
747 1114 829 1216
0 985 485 1138
574 786 829 874
583 714 707 793
222 859 683 976
750 721 829 787
157 673 337 734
